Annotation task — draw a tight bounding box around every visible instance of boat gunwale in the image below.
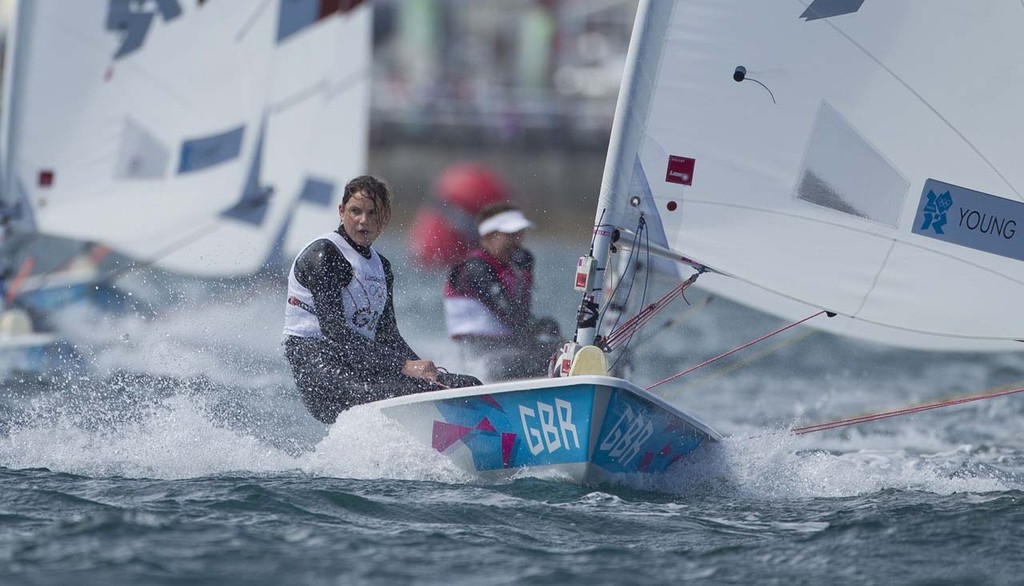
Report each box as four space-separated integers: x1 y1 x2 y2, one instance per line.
372 374 723 442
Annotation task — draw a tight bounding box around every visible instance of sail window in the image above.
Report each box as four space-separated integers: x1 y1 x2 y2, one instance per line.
794 102 908 227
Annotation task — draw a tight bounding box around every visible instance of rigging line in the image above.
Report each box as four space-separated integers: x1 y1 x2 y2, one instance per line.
603 238 700 349
236 0 274 41
603 296 674 349
588 208 607 255
792 384 1024 435
269 68 369 115
603 276 687 348
663 328 818 397
746 78 776 104
604 273 693 349
604 292 682 350
610 224 653 371
599 218 642 327
630 294 715 352
595 218 644 336
645 310 827 391
798 0 1022 200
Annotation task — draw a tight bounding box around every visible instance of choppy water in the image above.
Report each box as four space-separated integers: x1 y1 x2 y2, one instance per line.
2 236 1024 585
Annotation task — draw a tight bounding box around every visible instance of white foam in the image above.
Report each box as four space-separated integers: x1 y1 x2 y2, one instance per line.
297 404 473 483
0 395 296 479
712 429 1018 498
6 243 1024 497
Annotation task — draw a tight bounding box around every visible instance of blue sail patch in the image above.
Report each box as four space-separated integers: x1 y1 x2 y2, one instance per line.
298 178 335 206
178 126 244 174
800 0 865 21
106 0 183 58
278 0 366 42
912 179 1023 261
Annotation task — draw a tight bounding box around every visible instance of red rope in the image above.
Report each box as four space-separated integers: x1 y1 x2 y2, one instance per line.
604 290 684 350
603 273 698 350
5 257 36 305
792 385 1024 435
645 310 827 391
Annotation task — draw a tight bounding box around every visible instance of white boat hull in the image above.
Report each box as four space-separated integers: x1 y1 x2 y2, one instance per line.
0 332 79 377
374 375 721 485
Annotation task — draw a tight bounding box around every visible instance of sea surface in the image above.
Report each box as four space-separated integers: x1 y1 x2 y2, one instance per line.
2 235 1024 585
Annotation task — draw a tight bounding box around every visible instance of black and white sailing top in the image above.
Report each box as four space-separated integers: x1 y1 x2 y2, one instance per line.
283 227 418 376
443 248 534 339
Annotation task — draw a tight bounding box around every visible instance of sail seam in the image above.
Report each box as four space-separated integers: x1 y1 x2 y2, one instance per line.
853 238 895 317
685 198 1024 288
797 0 1023 201
269 69 368 115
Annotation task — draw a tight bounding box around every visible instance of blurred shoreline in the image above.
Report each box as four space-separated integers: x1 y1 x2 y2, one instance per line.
369 141 607 240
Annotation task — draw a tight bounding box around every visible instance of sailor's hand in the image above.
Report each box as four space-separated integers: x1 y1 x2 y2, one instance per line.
402 359 439 382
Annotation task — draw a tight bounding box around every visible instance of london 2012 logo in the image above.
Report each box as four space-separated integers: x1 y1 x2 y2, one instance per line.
919 189 953 235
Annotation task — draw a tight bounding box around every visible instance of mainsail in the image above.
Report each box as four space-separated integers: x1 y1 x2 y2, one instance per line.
592 0 1024 351
0 0 370 276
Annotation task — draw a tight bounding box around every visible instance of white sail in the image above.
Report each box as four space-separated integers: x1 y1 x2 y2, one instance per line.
1 1 273 270
0 1 370 277
149 1 372 274
272 2 371 260
600 0 1024 350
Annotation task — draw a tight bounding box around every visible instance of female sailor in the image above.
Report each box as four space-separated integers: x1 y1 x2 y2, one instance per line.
284 175 480 424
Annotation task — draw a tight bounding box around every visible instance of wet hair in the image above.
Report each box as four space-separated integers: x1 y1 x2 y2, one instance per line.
342 175 392 228
476 202 519 225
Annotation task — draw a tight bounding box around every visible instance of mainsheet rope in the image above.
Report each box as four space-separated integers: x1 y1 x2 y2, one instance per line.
644 310 828 391
605 262 1024 432
792 384 1024 435
629 300 1024 433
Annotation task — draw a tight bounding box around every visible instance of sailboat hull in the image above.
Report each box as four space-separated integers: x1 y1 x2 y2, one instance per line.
0 333 81 377
375 375 721 485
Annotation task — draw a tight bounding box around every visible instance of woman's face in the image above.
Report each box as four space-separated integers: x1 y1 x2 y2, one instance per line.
483 230 525 263
339 192 383 246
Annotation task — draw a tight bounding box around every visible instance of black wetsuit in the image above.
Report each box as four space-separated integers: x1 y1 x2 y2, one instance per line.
446 248 560 380
285 228 479 423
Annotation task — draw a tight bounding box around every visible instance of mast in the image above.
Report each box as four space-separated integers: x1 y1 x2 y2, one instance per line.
573 0 672 348
0 0 28 227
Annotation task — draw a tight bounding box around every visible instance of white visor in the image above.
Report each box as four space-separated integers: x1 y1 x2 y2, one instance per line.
478 210 534 236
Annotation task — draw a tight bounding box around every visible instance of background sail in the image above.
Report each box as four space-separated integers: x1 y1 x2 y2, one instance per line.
609 0 1024 349
273 1 371 260
150 0 372 274
1 1 273 273
0 0 370 276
